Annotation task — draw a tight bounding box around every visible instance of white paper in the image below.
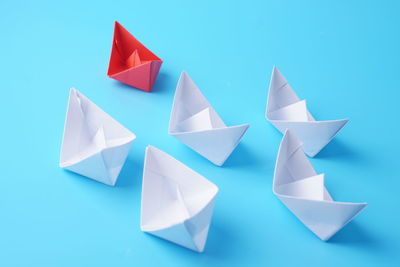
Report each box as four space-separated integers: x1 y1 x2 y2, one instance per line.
266 66 349 157
141 146 218 252
169 72 250 166
273 130 367 241
59 88 136 186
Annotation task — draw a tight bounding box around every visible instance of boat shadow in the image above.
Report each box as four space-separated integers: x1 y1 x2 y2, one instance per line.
115 154 144 189
327 221 390 255
223 143 268 169
314 138 362 160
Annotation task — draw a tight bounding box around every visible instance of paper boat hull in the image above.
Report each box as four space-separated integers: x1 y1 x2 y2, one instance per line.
61 141 133 186
142 198 216 252
172 124 249 166
141 146 218 252
278 196 367 241
269 119 348 157
109 60 162 92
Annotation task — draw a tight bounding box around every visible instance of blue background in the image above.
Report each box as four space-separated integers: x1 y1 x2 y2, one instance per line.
1 0 399 266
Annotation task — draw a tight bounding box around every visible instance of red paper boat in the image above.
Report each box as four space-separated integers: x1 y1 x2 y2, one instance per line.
107 21 162 92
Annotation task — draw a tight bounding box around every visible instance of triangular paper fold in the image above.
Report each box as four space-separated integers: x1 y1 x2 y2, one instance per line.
266 66 348 157
169 72 250 166
141 146 218 252
273 130 367 241
276 174 325 201
107 21 162 92
60 88 136 186
126 49 142 68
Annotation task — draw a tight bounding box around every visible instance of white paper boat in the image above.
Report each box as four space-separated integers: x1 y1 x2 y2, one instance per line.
273 130 367 241
169 72 250 166
59 88 136 186
266 66 349 157
141 146 218 252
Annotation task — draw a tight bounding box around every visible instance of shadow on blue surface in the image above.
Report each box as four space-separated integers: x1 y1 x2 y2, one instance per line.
328 221 390 257
204 220 238 259
61 168 114 190
152 71 174 94
330 222 374 244
315 138 361 160
223 143 263 169
115 155 143 189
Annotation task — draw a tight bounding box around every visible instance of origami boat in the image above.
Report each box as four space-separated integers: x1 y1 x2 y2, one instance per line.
169 72 250 166
273 130 367 241
59 88 136 186
266 66 348 157
141 146 218 252
107 21 162 92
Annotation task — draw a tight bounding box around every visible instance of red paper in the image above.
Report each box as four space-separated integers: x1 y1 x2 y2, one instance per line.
107 21 163 92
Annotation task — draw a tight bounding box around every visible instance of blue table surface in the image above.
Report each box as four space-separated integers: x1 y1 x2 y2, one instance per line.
1 0 399 266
